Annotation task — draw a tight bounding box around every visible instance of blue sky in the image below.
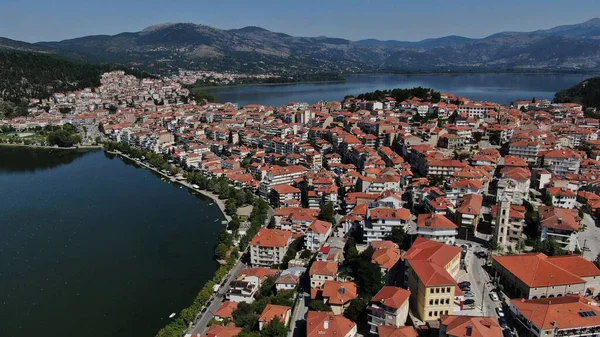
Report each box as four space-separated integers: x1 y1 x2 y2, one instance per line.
2 0 598 42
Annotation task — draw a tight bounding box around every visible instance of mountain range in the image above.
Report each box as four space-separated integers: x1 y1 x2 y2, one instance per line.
2 18 600 74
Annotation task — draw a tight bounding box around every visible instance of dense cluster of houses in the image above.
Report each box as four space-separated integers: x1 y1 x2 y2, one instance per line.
5 71 600 337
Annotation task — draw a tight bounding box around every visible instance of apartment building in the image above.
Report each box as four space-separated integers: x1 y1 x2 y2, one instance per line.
546 187 577 209
259 165 308 198
509 140 540 164
367 286 410 334
454 194 483 234
363 205 411 243
539 206 581 252
269 184 302 208
541 149 582 176
416 213 458 245
305 220 333 252
310 261 338 288
250 229 293 267
306 311 357 337
491 200 526 251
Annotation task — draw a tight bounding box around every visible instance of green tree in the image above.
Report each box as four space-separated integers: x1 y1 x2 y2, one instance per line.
215 243 229 259
594 252 600 269
344 237 359 261
387 227 406 248
225 198 238 216
318 201 335 224
258 276 276 298
262 316 288 337
300 249 312 259
309 299 332 312
267 216 276 229
544 193 554 206
343 296 369 326
228 217 241 231
534 238 566 256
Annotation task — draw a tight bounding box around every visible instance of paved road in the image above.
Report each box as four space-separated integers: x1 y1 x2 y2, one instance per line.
455 240 499 318
288 292 309 337
579 213 600 260
187 261 246 335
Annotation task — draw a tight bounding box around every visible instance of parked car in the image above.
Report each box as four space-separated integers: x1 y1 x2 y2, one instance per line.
489 292 500 302
498 317 509 330
458 281 471 288
477 251 488 258
464 291 474 298
464 299 475 305
460 286 471 292
496 307 505 317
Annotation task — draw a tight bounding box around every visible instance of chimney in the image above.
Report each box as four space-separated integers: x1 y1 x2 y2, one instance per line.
558 218 562 224
324 320 329 330
466 326 472 337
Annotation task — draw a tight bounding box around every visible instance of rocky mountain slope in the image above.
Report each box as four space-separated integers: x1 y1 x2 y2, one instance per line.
4 18 600 74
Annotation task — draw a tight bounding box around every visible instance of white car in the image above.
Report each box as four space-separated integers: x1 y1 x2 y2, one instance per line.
489 292 500 302
496 307 505 317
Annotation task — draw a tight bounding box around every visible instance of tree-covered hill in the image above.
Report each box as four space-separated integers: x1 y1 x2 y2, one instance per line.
555 76 600 108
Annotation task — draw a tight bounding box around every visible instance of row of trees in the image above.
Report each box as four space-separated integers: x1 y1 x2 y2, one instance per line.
185 171 255 216
350 86 441 104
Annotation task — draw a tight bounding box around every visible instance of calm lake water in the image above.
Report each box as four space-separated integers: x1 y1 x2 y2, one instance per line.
0 147 224 337
207 73 595 107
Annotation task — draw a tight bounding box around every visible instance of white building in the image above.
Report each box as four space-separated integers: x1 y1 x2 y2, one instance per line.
250 229 293 267
416 213 458 245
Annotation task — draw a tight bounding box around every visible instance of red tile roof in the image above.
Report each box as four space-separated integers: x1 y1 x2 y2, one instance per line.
250 229 293 248
440 315 501 337
214 301 238 319
377 326 418 337
511 295 600 330
310 261 339 277
204 325 242 337
258 304 291 325
493 253 585 287
371 286 410 310
306 311 356 337
321 281 358 305
417 213 458 229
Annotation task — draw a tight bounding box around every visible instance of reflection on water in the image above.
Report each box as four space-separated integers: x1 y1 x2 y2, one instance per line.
0 146 92 173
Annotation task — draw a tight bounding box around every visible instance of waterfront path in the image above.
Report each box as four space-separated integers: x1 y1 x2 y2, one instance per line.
187 260 246 336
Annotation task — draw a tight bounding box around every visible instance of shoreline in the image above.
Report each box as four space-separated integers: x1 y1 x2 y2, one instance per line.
192 79 346 90
0 143 103 150
107 150 232 222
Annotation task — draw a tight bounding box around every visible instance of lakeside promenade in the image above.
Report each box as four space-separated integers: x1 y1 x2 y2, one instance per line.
107 150 232 222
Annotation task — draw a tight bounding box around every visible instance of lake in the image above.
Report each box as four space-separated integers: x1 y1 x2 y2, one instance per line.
0 147 225 337
207 73 595 107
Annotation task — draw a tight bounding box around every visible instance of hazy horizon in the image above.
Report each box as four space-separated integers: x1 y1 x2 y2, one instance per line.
2 0 599 43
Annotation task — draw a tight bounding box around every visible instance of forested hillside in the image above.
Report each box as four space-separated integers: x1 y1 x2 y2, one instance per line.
0 51 149 117
555 76 600 108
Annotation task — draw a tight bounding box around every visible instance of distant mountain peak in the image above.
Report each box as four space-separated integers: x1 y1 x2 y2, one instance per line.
229 26 271 33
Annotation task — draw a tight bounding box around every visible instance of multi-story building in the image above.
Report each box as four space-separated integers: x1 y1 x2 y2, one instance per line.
509 140 540 164
269 184 302 208
540 149 582 176
259 165 308 198
454 193 483 234
496 167 531 205
416 213 458 245
545 187 577 209
258 304 291 331
491 253 600 299
510 295 600 337
363 204 411 242
315 281 358 315
403 237 462 321
539 206 581 252
305 220 333 252
310 261 338 288
250 229 293 267
367 286 410 334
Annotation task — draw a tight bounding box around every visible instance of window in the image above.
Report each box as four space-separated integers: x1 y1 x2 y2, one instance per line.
447 287 451 293
429 311 433 317
429 299 433 305
434 311 438 316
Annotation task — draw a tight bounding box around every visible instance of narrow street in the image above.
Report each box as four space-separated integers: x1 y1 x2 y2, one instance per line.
579 213 600 261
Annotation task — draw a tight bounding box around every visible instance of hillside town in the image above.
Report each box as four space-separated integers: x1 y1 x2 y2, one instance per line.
4 70 600 337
